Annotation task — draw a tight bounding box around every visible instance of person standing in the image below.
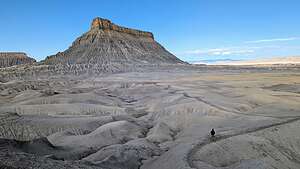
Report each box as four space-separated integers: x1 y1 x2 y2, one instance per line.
210 128 215 137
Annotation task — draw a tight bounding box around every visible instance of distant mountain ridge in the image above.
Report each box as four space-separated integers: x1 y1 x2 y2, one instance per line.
210 56 300 65
44 17 184 65
190 56 300 65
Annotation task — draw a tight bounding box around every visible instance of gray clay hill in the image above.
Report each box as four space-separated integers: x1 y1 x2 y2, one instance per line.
44 17 184 65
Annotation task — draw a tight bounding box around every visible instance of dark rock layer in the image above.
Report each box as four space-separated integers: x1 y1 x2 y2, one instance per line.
44 17 184 65
0 52 35 68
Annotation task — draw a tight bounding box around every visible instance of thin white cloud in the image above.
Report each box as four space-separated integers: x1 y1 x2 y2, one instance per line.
245 37 300 44
181 44 283 58
185 47 255 56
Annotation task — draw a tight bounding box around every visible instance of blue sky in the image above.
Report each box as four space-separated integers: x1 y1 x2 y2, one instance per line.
1 0 300 62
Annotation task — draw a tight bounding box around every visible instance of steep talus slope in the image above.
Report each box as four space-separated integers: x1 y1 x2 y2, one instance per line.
0 52 35 68
44 17 184 65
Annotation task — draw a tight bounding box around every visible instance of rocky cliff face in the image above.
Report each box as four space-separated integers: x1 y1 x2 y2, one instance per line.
90 17 154 39
0 52 36 68
44 17 184 65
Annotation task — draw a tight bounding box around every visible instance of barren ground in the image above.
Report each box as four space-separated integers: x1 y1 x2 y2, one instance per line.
0 66 300 169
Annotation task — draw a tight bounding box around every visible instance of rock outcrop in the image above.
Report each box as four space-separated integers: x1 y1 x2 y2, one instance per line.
90 17 154 39
44 17 184 65
0 52 35 68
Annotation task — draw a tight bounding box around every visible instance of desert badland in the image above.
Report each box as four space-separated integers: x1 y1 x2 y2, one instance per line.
0 17 300 169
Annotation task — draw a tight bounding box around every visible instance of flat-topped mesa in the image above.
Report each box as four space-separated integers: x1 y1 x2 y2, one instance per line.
0 52 36 68
44 17 184 65
90 17 154 39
